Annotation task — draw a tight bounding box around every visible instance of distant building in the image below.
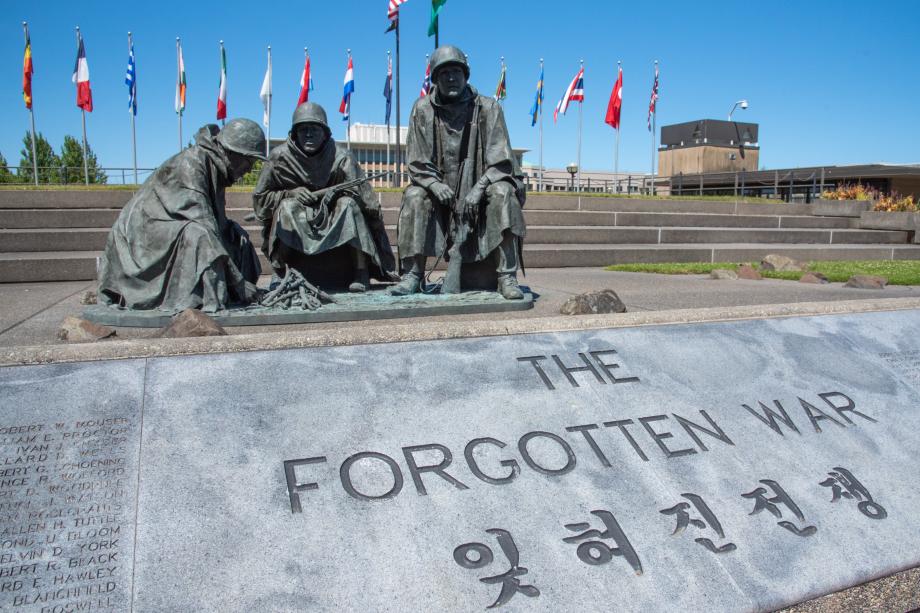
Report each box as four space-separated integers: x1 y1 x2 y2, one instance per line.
658 119 760 176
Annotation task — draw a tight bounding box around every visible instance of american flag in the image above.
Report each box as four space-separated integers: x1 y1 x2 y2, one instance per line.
419 58 431 97
388 0 408 20
553 66 583 123
647 63 659 131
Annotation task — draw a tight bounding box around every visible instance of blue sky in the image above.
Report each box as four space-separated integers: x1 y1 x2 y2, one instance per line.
2 0 919 177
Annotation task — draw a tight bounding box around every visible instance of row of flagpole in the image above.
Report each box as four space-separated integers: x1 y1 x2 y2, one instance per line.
21 18 661 191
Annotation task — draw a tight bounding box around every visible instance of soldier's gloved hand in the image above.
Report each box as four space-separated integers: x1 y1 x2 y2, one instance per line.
364 203 382 220
429 181 454 207
292 187 319 207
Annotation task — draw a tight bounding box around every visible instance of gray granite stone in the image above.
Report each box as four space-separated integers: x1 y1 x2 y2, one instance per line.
4 311 920 611
0 359 145 612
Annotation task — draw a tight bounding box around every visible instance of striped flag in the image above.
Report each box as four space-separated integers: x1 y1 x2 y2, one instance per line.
175 41 186 115
72 33 93 112
298 53 313 105
23 29 33 110
216 44 228 121
494 63 507 101
419 58 431 97
529 66 543 127
383 54 393 124
339 56 354 121
125 39 137 115
647 63 659 131
553 66 583 122
388 0 408 20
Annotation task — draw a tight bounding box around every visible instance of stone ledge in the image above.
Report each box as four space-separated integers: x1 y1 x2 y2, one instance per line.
4 297 920 367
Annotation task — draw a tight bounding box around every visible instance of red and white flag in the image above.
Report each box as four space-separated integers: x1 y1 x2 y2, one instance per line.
647 63 659 131
216 44 228 120
605 65 622 130
388 0 408 21
298 53 312 105
419 58 431 97
72 33 93 112
553 66 583 122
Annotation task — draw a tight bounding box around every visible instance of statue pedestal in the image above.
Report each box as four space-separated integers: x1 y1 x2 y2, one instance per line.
82 287 534 328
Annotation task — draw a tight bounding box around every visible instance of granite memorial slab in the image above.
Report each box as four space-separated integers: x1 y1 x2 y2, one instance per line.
2 310 920 611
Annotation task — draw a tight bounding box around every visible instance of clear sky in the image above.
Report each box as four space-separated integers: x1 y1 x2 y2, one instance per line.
3 0 919 178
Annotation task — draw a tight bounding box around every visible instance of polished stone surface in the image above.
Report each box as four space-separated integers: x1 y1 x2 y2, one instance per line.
3 310 920 611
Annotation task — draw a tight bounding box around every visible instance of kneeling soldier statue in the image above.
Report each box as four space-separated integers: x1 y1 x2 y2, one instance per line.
390 44 526 299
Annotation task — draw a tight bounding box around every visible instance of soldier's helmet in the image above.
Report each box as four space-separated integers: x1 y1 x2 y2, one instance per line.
216 118 267 160
430 45 470 80
291 102 332 139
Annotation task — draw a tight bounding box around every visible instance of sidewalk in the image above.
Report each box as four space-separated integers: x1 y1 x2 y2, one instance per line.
2 267 919 349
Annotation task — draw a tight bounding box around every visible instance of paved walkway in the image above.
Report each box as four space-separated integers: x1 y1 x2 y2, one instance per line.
2 267 919 348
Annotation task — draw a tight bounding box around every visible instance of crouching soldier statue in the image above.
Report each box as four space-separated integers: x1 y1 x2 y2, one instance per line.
97 119 265 313
390 44 526 299
253 102 397 292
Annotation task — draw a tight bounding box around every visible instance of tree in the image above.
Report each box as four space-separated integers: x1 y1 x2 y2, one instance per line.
236 160 263 187
0 153 15 184
60 135 107 184
18 131 60 184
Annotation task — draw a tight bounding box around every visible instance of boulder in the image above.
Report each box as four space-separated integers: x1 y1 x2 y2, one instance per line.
57 316 116 343
799 272 830 284
737 264 762 280
560 290 627 315
844 275 888 290
761 254 806 272
710 269 739 280
158 309 227 338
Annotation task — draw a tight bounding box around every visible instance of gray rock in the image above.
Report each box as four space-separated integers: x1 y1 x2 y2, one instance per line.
710 268 739 280
799 272 830 285
844 275 888 290
560 289 626 315
56 315 115 342
80 289 98 305
158 308 227 338
761 254 806 272
737 264 763 280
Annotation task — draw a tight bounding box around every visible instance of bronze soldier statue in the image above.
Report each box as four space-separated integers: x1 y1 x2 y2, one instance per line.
390 44 526 299
253 102 396 292
97 119 265 313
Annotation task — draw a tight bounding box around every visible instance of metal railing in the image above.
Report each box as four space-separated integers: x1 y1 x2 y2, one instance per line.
0 165 156 186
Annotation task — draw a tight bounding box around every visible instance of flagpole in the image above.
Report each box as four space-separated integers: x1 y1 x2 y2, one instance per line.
346 48 352 152
576 59 583 195
76 27 89 185
651 59 658 195
266 45 272 158
538 58 544 193
129 32 137 185
394 19 402 187
176 37 182 153
615 60 621 193
386 50 391 185
23 22 38 186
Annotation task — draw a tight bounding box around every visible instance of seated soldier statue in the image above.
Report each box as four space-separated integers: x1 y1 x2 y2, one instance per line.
390 44 526 299
97 119 265 313
252 102 396 292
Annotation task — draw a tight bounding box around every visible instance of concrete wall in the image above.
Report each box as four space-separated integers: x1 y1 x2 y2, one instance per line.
658 145 759 176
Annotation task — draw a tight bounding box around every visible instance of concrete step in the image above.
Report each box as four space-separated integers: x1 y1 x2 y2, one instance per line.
5 243 920 283
2 225 906 253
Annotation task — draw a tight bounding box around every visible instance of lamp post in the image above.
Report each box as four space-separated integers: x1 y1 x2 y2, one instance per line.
728 99 749 121
566 162 578 192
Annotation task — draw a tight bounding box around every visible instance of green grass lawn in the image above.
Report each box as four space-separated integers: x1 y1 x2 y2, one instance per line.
605 260 920 286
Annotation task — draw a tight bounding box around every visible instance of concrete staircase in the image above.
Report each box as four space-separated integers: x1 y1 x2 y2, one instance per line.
2 190 919 283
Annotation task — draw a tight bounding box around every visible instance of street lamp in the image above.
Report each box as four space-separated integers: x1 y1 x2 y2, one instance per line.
728 99 749 121
566 162 578 192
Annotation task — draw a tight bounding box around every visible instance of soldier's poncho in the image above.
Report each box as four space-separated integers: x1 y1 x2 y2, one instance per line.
252 136 396 280
98 130 260 313
398 85 525 262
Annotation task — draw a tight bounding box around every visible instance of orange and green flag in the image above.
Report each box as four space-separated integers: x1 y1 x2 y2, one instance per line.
23 30 33 109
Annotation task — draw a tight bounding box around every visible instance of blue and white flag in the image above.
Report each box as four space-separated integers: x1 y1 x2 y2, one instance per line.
125 41 136 115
